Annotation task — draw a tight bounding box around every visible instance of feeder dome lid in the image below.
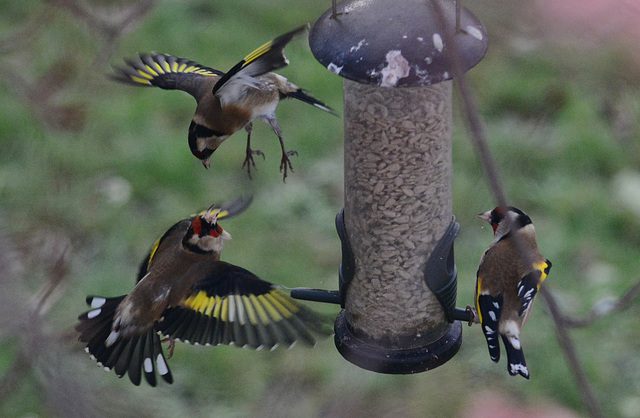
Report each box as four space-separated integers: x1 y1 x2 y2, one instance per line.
309 0 489 87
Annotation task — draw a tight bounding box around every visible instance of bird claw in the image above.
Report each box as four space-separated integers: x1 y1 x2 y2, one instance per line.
465 305 477 326
242 149 265 180
161 337 176 359
279 150 298 181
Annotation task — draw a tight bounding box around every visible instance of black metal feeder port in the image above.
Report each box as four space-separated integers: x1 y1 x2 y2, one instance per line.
291 0 487 374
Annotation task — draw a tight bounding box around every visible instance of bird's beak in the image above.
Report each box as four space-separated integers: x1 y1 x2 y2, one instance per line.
202 157 211 169
478 211 492 223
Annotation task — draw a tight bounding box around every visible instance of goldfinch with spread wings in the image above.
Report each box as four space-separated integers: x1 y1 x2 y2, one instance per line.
76 197 330 386
112 25 333 181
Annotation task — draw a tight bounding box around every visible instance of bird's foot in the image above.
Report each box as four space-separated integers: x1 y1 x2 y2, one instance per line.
242 148 265 180
465 305 477 326
161 337 176 359
279 150 298 182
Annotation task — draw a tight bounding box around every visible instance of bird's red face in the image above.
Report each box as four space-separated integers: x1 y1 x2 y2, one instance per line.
182 207 231 254
189 210 223 239
479 206 505 234
479 206 532 238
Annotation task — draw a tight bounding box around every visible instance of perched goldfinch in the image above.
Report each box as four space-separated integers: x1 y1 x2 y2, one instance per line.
475 206 552 379
76 197 330 386
112 25 333 180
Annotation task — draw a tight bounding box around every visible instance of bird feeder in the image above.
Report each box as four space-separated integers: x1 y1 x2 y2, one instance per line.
293 0 487 373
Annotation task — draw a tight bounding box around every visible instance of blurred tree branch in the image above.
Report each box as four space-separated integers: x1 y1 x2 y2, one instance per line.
540 287 605 418
554 279 640 328
0 9 49 55
43 0 158 40
0 0 157 131
0 232 97 417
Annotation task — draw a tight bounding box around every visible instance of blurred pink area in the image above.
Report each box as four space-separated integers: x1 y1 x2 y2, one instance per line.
535 0 640 46
460 390 581 418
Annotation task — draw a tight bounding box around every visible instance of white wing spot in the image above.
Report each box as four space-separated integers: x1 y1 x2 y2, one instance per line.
235 295 246 325
228 295 236 322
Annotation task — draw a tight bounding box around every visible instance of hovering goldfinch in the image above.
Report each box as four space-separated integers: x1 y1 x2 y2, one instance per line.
475 206 552 379
112 25 334 181
76 197 330 386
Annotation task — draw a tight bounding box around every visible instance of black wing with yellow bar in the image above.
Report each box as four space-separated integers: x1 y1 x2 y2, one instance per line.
157 261 331 349
212 25 308 96
112 53 224 98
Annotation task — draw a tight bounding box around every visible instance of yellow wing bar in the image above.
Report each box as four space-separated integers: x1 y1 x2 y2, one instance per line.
113 53 222 87
183 289 300 326
243 39 276 66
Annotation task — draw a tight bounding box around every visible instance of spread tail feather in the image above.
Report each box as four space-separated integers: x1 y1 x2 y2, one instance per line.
76 295 173 386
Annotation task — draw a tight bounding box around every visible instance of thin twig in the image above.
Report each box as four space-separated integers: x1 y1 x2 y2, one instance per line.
560 279 640 328
541 287 605 418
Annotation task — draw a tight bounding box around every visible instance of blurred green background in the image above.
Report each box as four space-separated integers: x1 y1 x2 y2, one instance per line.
1 0 640 416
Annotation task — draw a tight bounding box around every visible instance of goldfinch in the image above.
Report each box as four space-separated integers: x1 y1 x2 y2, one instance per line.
76 198 330 386
475 206 552 379
112 25 333 181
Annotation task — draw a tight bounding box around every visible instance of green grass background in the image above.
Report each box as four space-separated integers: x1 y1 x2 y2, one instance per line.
1 0 640 416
